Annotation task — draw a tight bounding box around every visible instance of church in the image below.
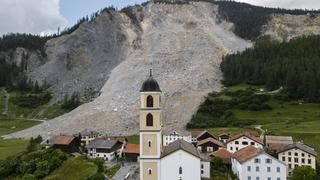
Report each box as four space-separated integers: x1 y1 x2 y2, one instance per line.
139 70 210 180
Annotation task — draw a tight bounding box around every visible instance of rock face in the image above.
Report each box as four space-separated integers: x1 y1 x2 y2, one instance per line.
262 14 320 41
4 2 251 139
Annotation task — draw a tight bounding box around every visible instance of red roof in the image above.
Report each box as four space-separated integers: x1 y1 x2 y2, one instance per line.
197 137 224 147
123 144 140 154
210 148 232 159
53 135 75 145
227 132 263 145
191 131 203 137
232 146 261 164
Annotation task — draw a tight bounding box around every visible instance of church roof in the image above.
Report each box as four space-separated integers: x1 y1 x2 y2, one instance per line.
140 70 161 92
161 139 200 159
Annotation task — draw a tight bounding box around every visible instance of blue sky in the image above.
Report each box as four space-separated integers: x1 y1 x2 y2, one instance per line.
0 0 320 36
60 0 147 26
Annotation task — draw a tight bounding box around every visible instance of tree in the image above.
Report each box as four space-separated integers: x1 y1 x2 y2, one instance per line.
93 158 105 173
291 166 316 180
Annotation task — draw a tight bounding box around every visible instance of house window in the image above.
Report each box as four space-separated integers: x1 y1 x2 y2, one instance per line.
179 167 182 174
146 113 153 126
242 141 248 145
251 142 255 145
146 95 154 107
247 166 251 171
294 152 298 156
308 159 312 164
277 167 280 172
302 158 305 163
289 164 292 169
256 177 260 180
236 147 239 151
288 157 292 162
201 164 204 169
266 158 272 164
148 168 152 175
302 153 305 157
288 152 291 155
235 141 239 144
230 147 233 151
248 176 251 180
267 177 271 180
201 170 204 174
277 178 280 180
256 166 259 172
282 157 285 161
294 158 298 163
254 158 260 163
267 167 271 172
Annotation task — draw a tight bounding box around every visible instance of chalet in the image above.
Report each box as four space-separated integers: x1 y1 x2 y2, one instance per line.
191 130 216 143
86 139 124 161
218 133 230 143
163 130 192 146
265 135 293 152
123 143 140 162
277 143 317 176
79 129 101 146
51 135 80 153
227 132 263 153
209 148 232 166
231 146 287 180
196 137 224 153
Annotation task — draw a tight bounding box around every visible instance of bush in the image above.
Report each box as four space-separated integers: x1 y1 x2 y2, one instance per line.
12 91 52 108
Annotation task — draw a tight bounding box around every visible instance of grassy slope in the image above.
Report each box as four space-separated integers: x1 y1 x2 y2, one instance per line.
126 135 139 144
222 84 320 158
0 139 28 160
45 156 97 180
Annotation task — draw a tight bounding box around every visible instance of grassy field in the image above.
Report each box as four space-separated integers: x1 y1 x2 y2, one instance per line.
0 139 28 160
45 156 97 180
0 117 40 136
126 134 139 144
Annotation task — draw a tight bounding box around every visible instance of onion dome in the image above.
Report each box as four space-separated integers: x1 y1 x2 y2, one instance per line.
140 69 161 92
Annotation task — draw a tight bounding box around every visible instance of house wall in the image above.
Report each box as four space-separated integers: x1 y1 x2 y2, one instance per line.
233 153 287 180
278 148 316 176
160 150 201 180
162 134 191 146
81 135 99 145
197 142 220 153
227 136 263 153
87 146 123 161
201 161 210 179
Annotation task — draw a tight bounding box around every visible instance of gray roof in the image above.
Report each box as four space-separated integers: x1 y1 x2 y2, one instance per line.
86 139 121 149
79 129 99 136
266 135 293 144
161 139 200 159
277 143 317 157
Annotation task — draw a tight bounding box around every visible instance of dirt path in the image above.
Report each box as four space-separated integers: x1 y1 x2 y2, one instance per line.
1 88 9 116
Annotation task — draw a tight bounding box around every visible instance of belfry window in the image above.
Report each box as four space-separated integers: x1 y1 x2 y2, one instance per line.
179 166 182 174
147 95 154 107
148 140 152 147
146 113 153 126
148 168 152 175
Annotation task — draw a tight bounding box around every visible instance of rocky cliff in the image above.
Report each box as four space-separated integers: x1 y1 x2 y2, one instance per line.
4 1 320 139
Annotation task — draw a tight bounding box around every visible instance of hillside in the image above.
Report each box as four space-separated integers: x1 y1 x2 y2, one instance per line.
2 1 320 139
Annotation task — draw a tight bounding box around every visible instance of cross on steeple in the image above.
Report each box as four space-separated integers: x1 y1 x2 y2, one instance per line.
149 69 153 77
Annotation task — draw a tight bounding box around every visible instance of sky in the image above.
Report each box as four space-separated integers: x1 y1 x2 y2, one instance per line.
0 0 320 36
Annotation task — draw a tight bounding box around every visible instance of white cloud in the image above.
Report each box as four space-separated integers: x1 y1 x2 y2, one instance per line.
237 0 320 10
0 0 68 36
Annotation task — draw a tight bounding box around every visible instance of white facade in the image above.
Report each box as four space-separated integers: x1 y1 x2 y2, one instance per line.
87 146 123 161
227 136 263 153
278 148 317 176
163 133 191 146
81 134 99 146
232 153 287 180
201 161 210 179
160 150 201 180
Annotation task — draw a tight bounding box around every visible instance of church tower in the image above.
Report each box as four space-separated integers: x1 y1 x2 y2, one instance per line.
139 70 162 180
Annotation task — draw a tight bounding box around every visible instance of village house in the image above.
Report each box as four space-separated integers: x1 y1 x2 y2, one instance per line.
86 139 124 161
231 146 287 180
227 132 263 153
265 135 293 152
123 143 140 162
277 143 317 176
79 129 101 146
218 133 231 143
162 130 192 146
209 148 232 166
50 135 80 153
191 130 216 143
196 137 224 153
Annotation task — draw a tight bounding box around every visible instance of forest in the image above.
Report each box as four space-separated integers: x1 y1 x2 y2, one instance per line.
221 35 320 102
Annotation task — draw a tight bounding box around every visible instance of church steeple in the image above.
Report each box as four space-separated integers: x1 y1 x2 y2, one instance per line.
139 70 162 180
